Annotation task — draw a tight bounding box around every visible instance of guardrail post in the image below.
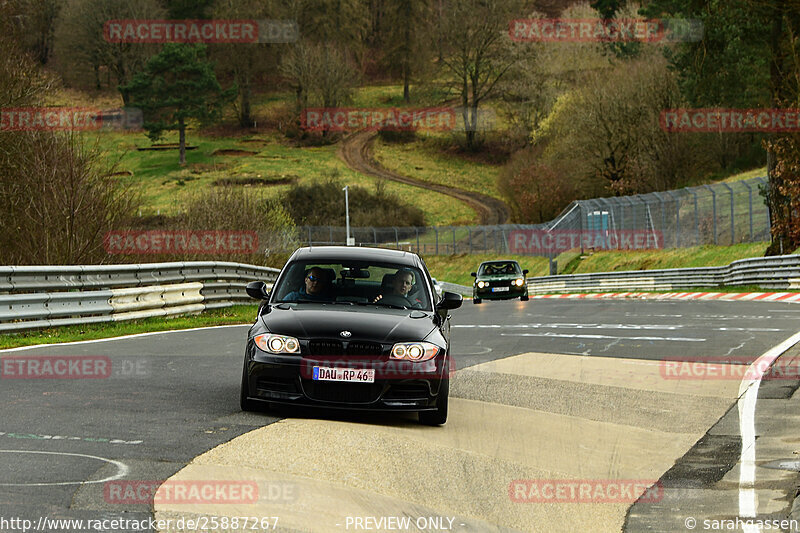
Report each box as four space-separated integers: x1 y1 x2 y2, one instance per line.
393 227 399 249
307 227 312 247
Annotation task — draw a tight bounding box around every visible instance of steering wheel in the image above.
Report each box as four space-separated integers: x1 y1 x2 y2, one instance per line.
375 294 413 307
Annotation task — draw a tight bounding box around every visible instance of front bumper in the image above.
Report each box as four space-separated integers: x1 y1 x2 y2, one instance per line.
474 284 527 299
243 347 448 412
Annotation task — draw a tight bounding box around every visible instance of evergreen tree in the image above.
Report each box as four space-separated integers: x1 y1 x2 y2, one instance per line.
121 44 237 165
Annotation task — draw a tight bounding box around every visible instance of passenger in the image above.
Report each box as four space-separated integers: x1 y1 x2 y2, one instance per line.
284 267 334 302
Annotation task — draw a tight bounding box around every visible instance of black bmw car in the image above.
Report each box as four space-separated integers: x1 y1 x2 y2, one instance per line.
240 246 462 425
471 260 529 304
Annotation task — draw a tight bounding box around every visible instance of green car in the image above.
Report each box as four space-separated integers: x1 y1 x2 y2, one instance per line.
471 260 529 304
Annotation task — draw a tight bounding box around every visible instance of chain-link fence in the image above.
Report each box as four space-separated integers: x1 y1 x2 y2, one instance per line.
285 177 770 256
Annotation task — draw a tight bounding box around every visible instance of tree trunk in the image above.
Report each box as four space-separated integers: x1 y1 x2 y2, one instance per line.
179 117 186 166
239 79 253 128
765 4 786 255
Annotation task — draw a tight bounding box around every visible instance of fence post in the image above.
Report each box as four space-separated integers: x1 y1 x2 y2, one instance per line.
652 192 667 249
742 180 754 241
307 227 312 247
703 185 717 245
416 227 420 253
720 182 734 244
756 177 770 235
372 227 377 246
484 226 488 252
626 196 637 230
667 191 680 247
434 226 439 255
684 188 699 245
468 227 473 254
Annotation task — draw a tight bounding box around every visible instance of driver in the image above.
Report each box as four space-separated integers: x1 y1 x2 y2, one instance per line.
373 269 422 308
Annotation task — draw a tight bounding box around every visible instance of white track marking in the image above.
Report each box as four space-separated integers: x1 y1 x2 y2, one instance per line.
0 449 128 486
736 330 800 531
0 324 250 353
500 333 706 342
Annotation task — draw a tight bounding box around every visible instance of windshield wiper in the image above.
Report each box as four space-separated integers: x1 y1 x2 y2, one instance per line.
365 302 409 310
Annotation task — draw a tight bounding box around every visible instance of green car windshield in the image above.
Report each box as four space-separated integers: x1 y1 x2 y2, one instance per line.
478 262 521 276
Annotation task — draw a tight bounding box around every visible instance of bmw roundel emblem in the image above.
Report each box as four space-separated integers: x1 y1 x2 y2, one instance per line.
340 330 352 338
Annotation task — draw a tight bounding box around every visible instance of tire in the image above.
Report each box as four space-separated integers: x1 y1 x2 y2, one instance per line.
473 297 482 304
520 294 529 301
419 378 449 426
240 363 260 412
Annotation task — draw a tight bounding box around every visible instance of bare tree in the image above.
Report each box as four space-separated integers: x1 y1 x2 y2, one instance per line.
54 0 165 98
437 0 523 149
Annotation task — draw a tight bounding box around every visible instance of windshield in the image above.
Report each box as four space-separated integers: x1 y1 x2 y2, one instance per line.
272 260 432 311
479 262 521 276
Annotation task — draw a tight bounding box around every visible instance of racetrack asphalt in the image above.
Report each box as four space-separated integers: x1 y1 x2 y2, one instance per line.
2 299 799 532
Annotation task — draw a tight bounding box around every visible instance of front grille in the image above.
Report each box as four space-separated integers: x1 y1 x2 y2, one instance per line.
309 340 344 355
303 380 382 403
489 280 512 287
308 340 384 356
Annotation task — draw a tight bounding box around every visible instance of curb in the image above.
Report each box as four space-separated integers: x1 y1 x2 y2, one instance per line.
529 291 800 303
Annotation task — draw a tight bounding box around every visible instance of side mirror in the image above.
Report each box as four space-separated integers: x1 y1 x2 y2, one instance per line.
245 280 270 300
523 269 529 275
437 291 463 310
470 272 477 277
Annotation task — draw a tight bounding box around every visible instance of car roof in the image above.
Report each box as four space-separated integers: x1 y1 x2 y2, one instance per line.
480 259 521 265
289 246 421 267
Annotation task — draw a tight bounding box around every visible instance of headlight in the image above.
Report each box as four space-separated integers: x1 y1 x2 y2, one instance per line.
514 278 524 286
254 333 300 354
390 342 441 361
477 281 486 288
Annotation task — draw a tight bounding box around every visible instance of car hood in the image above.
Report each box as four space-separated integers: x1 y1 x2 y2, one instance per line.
258 305 436 343
476 274 522 281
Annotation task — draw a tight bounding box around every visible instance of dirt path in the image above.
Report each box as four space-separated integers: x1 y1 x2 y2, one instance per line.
337 130 510 225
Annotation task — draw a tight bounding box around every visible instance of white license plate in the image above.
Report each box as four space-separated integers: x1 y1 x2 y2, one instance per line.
312 366 375 383
491 287 510 292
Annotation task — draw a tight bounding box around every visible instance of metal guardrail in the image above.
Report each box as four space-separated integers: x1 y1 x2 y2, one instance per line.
527 254 800 294
0 262 280 333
